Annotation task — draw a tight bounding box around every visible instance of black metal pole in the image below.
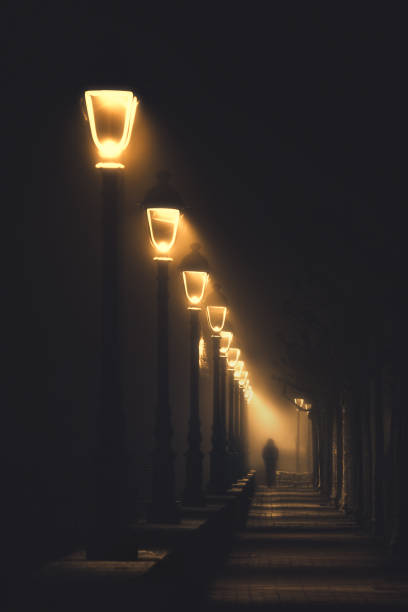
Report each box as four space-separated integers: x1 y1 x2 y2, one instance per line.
237 386 245 477
88 169 129 559
296 408 300 473
150 259 180 522
208 336 228 493
233 378 241 481
227 368 235 485
183 308 205 506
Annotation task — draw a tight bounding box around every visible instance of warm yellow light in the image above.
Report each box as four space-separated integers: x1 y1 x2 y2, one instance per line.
304 402 312 412
294 398 304 408
220 331 233 354
182 271 209 306
239 370 248 387
234 360 244 380
206 306 227 334
95 161 125 169
85 90 138 167
227 348 240 369
199 337 207 369
147 208 180 255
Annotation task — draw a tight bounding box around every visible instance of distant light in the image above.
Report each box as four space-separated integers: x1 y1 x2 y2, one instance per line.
84 90 138 168
227 347 240 369
182 271 209 307
147 208 180 256
219 331 233 354
234 360 244 380
304 402 312 412
206 306 227 335
239 370 248 387
294 398 304 408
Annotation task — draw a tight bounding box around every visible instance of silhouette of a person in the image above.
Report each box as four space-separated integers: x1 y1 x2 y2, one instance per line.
262 438 279 487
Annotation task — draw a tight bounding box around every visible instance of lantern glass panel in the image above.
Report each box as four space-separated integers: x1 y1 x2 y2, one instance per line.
147 208 180 255
206 306 227 334
182 271 208 306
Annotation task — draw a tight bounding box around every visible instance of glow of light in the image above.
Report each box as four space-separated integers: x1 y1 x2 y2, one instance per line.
85 90 138 166
227 347 240 369
239 370 248 387
182 270 209 306
219 331 233 354
199 337 207 369
294 398 304 408
95 162 124 169
206 305 227 334
147 208 180 255
234 360 244 380
304 402 312 412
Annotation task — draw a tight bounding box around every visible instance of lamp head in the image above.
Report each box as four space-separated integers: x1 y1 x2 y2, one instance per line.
143 172 183 258
227 347 240 369
206 283 228 335
84 90 138 168
179 244 209 307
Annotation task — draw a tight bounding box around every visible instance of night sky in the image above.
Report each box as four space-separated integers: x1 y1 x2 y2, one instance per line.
4 1 407 541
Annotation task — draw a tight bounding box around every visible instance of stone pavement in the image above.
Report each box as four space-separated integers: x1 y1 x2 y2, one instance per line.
197 482 408 610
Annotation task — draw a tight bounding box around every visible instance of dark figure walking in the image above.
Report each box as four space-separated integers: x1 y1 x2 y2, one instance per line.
262 438 279 487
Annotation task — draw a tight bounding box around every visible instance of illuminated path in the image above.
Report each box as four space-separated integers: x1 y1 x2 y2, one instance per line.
197 479 408 610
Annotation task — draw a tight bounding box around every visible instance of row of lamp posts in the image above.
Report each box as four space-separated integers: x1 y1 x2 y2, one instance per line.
82 89 255 556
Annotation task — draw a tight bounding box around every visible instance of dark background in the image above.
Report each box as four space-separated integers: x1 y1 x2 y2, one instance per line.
4 0 407 572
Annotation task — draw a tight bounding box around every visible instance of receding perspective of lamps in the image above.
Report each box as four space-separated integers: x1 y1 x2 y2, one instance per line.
226 347 240 485
179 244 209 506
144 172 183 523
83 89 138 560
206 284 229 493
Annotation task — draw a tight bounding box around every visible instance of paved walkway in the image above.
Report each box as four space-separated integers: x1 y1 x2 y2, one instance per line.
198 483 408 610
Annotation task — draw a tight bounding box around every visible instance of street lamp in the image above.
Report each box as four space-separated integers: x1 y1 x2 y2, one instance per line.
83 89 137 559
84 90 138 168
206 284 228 493
294 398 305 473
304 403 312 474
226 347 240 480
233 360 244 480
179 244 209 506
143 172 183 523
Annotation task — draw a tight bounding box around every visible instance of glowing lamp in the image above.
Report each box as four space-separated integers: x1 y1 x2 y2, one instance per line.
304 402 312 412
294 398 304 408
239 370 248 388
206 306 227 334
227 348 240 369
84 90 138 168
220 331 233 354
180 244 210 307
234 360 244 380
206 283 228 336
147 208 180 256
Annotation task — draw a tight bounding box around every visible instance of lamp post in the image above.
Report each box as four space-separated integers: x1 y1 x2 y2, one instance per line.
239 370 249 476
179 244 209 506
294 398 305 473
233 360 244 480
83 89 138 559
226 348 240 484
206 285 228 493
304 403 312 474
144 172 182 523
